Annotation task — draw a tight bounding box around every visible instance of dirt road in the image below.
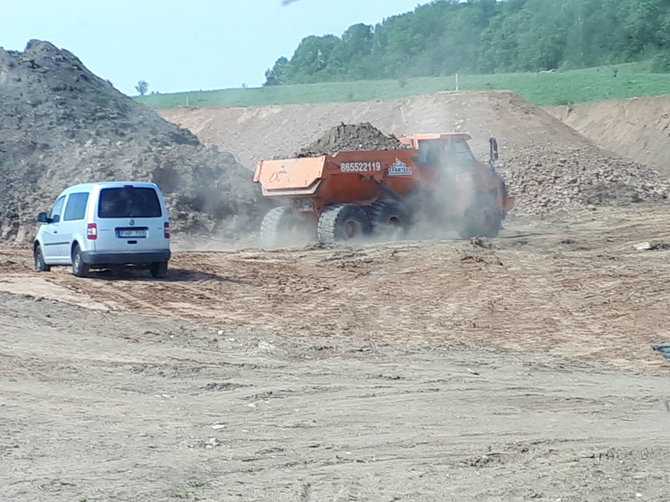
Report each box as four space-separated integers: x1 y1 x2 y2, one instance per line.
1 203 669 501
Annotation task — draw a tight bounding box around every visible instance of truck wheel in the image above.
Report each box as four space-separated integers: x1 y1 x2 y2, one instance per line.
150 261 168 278
71 244 90 278
260 206 313 248
371 200 410 240
459 196 502 238
34 244 50 272
317 204 371 243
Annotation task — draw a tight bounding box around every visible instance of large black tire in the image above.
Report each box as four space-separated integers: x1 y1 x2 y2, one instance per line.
370 200 410 240
34 244 50 272
260 206 314 249
150 261 168 278
71 244 89 278
459 195 502 238
317 204 371 243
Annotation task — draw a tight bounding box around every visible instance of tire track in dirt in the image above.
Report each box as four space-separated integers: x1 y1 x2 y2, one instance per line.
1 204 669 371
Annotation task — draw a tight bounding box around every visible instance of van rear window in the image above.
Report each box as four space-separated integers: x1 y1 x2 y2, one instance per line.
98 187 162 218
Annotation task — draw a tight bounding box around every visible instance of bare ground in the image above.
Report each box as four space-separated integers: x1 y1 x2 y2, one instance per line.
547 95 670 176
1 203 669 501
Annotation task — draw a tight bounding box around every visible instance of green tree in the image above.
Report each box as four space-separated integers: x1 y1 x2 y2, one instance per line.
264 57 289 86
285 35 343 83
135 80 149 96
264 0 670 84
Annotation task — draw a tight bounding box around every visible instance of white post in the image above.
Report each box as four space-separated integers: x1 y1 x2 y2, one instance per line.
455 73 459 91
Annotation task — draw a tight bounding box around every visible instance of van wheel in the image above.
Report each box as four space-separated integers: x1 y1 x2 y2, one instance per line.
71 244 89 277
150 261 168 278
34 245 50 272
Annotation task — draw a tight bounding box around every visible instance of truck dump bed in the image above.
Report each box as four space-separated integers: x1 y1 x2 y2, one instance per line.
254 149 421 209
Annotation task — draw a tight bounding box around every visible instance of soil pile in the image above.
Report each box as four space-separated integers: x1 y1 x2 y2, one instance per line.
547 96 670 176
499 146 670 214
0 40 261 241
295 122 409 157
160 91 670 214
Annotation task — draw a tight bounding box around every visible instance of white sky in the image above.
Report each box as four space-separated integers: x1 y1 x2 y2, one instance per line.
1 0 426 96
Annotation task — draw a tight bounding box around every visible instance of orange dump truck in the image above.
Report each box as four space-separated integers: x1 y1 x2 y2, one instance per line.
254 133 514 247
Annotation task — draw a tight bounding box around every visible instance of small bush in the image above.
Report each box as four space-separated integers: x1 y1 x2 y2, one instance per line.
553 97 574 106
650 53 670 73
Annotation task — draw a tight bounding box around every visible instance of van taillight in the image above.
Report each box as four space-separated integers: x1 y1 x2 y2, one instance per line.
164 221 170 239
87 223 98 240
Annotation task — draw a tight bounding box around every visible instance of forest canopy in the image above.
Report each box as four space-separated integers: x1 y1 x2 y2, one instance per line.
264 0 670 85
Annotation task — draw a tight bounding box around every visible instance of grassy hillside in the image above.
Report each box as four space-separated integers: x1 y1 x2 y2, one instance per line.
136 63 670 109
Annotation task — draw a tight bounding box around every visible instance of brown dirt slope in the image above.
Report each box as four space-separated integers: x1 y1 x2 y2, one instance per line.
547 95 670 175
0 40 262 241
159 91 670 214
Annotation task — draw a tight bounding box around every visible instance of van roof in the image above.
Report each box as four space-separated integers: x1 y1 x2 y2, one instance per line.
59 181 160 194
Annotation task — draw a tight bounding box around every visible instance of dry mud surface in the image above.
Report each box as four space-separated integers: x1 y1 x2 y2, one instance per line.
1 203 669 501
547 95 670 176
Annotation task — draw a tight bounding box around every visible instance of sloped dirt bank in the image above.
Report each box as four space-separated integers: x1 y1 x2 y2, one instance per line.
547 95 670 176
159 91 670 215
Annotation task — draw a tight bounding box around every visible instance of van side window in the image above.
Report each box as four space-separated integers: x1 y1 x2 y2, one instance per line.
63 192 89 221
48 196 66 223
98 187 162 218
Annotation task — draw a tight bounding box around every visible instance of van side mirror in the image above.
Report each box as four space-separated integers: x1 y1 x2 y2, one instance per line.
36 212 49 223
489 137 499 162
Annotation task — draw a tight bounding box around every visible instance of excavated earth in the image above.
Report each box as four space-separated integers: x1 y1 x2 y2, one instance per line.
0 40 262 241
546 95 670 176
1 41 669 502
295 122 409 157
160 91 670 215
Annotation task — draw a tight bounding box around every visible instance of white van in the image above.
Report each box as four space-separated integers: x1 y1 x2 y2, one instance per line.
34 181 171 278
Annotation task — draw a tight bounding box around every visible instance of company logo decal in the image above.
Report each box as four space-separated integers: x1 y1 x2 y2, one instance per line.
388 159 412 176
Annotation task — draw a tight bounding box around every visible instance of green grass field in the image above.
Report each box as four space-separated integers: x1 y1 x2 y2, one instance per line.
135 62 670 109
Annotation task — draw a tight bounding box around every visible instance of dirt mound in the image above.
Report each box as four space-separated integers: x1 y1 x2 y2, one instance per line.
546 95 670 176
0 40 262 242
160 91 670 214
295 122 409 157
499 146 669 214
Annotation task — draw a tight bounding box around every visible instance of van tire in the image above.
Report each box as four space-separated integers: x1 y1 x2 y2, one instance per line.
34 245 50 272
71 244 90 277
150 261 168 278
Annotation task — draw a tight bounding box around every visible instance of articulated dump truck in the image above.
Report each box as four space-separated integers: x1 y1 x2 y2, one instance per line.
254 133 514 248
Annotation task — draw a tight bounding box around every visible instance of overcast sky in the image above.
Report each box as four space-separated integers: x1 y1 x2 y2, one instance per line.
1 0 425 96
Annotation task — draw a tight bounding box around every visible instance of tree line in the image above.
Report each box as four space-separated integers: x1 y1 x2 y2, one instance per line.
264 0 670 85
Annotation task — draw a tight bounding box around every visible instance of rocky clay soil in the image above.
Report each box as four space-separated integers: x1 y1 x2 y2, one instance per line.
161 91 670 215
0 40 262 241
547 95 670 176
1 205 669 501
295 122 409 157
1 41 670 501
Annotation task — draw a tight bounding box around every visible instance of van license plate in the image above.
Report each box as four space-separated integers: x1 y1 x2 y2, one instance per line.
118 229 146 238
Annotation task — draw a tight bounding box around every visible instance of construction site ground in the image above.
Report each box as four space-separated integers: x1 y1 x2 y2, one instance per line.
2 202 669 501
1 43 669 499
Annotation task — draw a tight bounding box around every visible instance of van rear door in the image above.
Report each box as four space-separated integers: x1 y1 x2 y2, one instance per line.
94 186 168 253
